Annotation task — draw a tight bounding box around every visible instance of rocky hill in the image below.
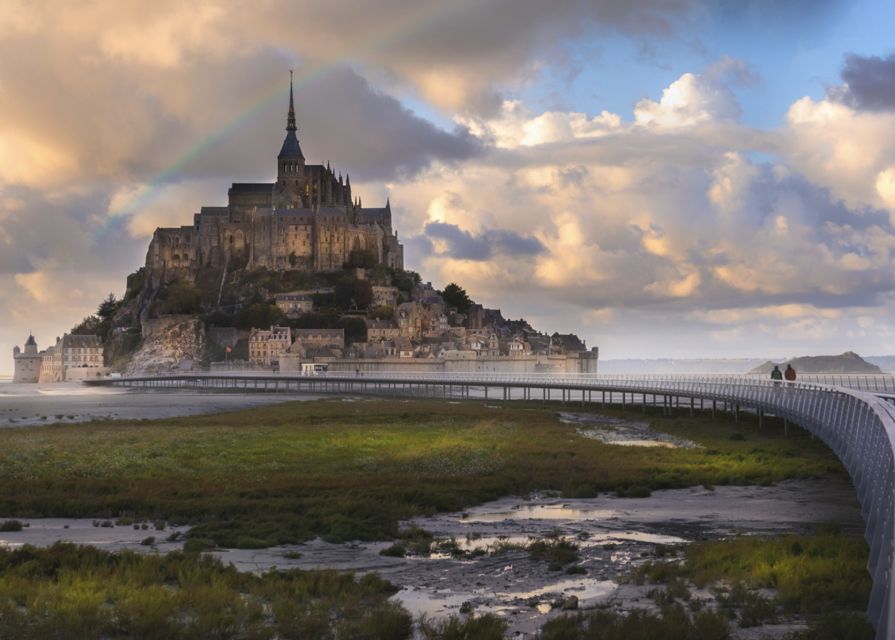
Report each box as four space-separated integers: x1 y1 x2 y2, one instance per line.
747 351 883 375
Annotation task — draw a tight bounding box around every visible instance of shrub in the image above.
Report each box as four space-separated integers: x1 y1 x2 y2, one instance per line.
380 544 407 558
0 520 23 532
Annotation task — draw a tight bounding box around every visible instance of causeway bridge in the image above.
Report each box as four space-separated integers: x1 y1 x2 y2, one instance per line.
87 372 895 638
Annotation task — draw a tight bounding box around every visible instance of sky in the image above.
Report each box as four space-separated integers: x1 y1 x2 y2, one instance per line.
3 0 895 374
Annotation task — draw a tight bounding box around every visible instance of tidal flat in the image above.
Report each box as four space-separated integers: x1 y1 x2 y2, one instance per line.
0 395 873 638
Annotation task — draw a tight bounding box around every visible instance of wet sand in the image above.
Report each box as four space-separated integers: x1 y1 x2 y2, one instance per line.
0 381 321 427
0 477 860 638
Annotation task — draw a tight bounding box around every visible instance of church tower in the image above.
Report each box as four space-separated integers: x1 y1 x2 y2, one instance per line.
275 71 306 209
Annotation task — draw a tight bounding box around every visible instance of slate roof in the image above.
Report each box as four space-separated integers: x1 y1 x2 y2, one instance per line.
361 207 390 224
229 183 274 192
278 131 305 160
62 335 102 349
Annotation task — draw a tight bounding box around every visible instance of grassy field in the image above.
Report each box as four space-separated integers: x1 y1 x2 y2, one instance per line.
0 398 847 548
0 542 505 640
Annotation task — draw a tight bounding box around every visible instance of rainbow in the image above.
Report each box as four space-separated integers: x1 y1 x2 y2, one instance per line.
101 0 476 239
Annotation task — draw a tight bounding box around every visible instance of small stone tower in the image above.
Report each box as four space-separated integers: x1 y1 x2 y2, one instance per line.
13 334 41 383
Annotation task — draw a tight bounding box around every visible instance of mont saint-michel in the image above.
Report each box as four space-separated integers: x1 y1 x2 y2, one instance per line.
10 76 596 380
146 75 404 280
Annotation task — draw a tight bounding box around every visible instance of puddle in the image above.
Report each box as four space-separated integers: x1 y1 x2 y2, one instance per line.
459 503 618 523
559 412 699 448
501 577 616 602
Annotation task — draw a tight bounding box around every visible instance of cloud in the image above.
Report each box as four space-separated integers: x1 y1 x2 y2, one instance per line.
839 53 895 111
423 221 545 261
634 71 742 128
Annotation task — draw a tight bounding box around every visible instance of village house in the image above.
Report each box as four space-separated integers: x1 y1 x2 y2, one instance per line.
365 319 400 342
248 325 292 367
371 285 399 308
396 302 423 340
293 328 345 350
274 292 313 318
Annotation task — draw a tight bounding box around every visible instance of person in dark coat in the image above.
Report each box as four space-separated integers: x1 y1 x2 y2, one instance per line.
784 364 796 381
771 365 783 384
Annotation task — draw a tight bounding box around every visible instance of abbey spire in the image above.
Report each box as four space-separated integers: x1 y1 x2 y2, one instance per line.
286 69 297 133
278 70 304 163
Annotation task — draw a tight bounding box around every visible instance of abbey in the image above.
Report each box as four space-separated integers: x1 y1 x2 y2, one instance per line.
145 74 404 281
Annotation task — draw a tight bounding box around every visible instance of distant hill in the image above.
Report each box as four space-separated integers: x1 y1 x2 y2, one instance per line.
865 356 895 374
600 358 765 375
747 352 883 375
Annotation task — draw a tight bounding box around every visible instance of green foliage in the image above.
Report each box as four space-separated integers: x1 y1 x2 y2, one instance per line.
615 485 652 498
538 605 730 640
0 401 847 549
441 283 473 314
371 305 395 320
631 530 870 632
391 269 421 293
681 532 870 614
0 520 23 532
0 542 411 640
293 310 341 330
528 539 579 570
345 248 377 269
335 276 373 310
288 251 298 267
786 612 875 640
419 613 507 640
234 303 286 331
339 316 368 344
379 544 407 558
97 293 120 320
70 315 104 337
153 279 202 316
124 267 145 301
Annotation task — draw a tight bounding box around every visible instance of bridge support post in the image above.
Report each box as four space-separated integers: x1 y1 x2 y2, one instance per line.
758 410 763 429
690 398 694 416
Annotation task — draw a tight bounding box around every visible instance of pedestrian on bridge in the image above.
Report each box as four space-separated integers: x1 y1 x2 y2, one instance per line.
784 364 796 382
771 365 783 385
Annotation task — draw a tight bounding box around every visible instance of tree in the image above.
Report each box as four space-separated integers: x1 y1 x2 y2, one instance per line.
334 276 373 310
344 248 376 269
234 303 286 330
442 283 473 314
155 280 203 316
288 251 298 268
371 305 394 320
98 293 119 320
392 269 421 293
339 317 368 344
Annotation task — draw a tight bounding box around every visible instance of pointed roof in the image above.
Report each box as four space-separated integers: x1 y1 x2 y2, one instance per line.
25 334 36 347
279 70 305 160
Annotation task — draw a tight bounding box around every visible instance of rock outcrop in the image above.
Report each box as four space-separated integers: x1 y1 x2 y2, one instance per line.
125 316 206 376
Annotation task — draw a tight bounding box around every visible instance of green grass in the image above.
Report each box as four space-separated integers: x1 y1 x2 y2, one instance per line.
0 542 411 640
628 529 873 638
635 528 871 614
538 605 731 640
0 399 845 548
